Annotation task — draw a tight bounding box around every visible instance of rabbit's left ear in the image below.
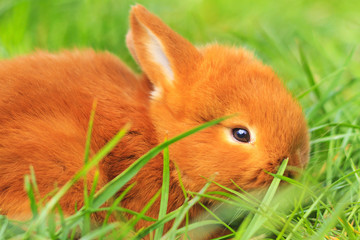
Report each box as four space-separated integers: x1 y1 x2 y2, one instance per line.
127 5 202 95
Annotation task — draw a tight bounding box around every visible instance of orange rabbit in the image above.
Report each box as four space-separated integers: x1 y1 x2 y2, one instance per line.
0 4 309 238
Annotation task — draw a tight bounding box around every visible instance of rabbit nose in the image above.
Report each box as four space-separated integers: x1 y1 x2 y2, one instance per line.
290 148 308 168
282 153 303 179
284 169 297 179
270 155 299 178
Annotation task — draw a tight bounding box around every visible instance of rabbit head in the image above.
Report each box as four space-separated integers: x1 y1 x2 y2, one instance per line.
127 5 309 192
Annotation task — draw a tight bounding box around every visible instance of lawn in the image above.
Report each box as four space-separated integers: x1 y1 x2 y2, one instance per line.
0 0 360 239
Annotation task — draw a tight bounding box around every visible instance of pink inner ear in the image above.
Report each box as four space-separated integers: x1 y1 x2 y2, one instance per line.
144 27 174 83
126 31 140 64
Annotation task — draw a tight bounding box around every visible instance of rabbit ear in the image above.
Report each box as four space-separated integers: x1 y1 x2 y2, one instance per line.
128 5 202 94
126 31 140 65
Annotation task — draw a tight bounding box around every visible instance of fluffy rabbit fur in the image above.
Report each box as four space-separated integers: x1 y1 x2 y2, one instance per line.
0 4 309 238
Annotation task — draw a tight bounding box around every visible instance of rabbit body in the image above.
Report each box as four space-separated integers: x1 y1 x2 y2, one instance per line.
0 50 156 218
0 5 310 238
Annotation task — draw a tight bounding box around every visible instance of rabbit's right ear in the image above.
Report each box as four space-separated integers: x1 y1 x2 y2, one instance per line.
127 5 202 97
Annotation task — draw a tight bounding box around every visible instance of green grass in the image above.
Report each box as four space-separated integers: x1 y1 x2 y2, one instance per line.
1 0 360 239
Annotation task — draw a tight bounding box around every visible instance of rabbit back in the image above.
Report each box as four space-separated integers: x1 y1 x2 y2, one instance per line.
0 50 154 219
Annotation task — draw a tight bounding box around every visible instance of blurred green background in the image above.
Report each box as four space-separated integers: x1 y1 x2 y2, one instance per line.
0 0 359 167
1 0 359 79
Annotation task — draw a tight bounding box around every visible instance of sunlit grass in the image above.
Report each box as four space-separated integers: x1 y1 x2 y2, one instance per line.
0 0 360 239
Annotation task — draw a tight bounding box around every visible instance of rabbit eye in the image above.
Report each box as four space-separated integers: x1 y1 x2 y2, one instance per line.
232 128 251 143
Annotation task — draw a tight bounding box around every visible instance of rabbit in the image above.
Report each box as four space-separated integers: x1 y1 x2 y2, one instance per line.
0 4 310 239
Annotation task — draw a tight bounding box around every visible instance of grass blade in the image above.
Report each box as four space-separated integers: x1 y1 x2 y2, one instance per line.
162 181 212 240
135 209 181 239
238 159 288 240
309 186 356 240
80 223 120 240
83 100 97 235
298 43 320 99
118 190 161 239
154 141 170 239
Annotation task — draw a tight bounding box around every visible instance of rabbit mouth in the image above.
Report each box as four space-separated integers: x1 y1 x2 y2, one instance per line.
230 163 300 191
